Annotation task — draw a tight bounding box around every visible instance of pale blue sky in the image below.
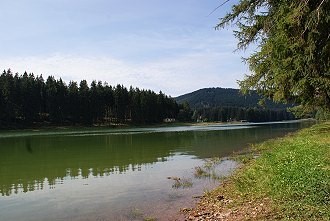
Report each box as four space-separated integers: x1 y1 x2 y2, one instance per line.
0 0 249 96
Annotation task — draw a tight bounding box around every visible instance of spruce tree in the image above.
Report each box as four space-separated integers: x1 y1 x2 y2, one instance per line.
216 0 330 114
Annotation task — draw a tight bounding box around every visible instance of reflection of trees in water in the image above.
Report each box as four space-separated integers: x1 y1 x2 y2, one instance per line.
1 164 145 197
0 123 307 196
25 139 33 154
0 133 174 196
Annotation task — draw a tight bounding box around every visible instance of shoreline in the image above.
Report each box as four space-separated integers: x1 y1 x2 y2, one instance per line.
0 118 312 131
182 121 329 220
0 120 313 139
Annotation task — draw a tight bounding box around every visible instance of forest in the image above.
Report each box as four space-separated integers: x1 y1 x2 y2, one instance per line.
190 106 295 123
176 88 296 122
175 87 292 109
0 69 179 127
0 70 297 128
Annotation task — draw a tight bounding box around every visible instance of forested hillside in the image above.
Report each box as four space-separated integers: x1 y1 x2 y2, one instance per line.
175 88 290 109
0 70 179 127
176 88 295 122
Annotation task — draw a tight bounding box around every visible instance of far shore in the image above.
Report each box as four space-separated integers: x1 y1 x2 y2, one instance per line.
0 118 313 132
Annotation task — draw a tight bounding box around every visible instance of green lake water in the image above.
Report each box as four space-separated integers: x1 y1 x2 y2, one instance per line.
0 120 313 221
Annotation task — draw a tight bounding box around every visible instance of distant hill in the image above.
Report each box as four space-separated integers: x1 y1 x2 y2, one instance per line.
175 88 290 109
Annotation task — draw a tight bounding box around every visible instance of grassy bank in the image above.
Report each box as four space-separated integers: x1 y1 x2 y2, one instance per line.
185 122 330 220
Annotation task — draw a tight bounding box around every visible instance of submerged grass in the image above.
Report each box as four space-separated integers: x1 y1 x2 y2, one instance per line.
127 208 158 221
186 122 330 220
194 157 224 180
172 177 193 189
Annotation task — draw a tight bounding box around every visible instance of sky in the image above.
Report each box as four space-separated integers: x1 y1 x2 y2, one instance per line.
0 0 250 97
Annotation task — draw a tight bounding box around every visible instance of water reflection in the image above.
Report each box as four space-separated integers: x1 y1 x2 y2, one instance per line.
0 121 312 197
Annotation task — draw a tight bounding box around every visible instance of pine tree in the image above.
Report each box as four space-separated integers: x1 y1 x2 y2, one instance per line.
216 0 330 113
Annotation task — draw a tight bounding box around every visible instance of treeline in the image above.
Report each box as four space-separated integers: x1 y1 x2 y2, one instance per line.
0 69 297 128
0 70 179 127
191 106 295 123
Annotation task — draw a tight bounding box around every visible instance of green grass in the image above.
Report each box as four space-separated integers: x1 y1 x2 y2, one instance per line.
236 122 329 219
208 122 330 220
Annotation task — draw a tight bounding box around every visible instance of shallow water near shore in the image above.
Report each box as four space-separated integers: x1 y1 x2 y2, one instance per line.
0 120 313 221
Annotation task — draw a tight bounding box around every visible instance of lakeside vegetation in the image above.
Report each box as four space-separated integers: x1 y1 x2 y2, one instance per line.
184 122 330 220
175 87 292 109
216 0 330 114
0 70 300 129
186 2 330 218
0 69 179 128
176 88 296 123
190 106 295 123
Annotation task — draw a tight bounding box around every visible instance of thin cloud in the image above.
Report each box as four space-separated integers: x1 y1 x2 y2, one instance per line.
0 0 248 97
0 49 247 97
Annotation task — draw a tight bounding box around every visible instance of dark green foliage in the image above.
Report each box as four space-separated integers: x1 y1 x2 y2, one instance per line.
177 102 193 122
0 70 179 127
176 87 291 109
191 106 294 123
216 0 330 113
176 88 295 122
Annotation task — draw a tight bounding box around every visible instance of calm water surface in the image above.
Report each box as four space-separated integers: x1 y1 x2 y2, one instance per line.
0 121 313 221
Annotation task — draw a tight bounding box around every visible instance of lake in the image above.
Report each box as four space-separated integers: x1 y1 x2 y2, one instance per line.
0 120 313 221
